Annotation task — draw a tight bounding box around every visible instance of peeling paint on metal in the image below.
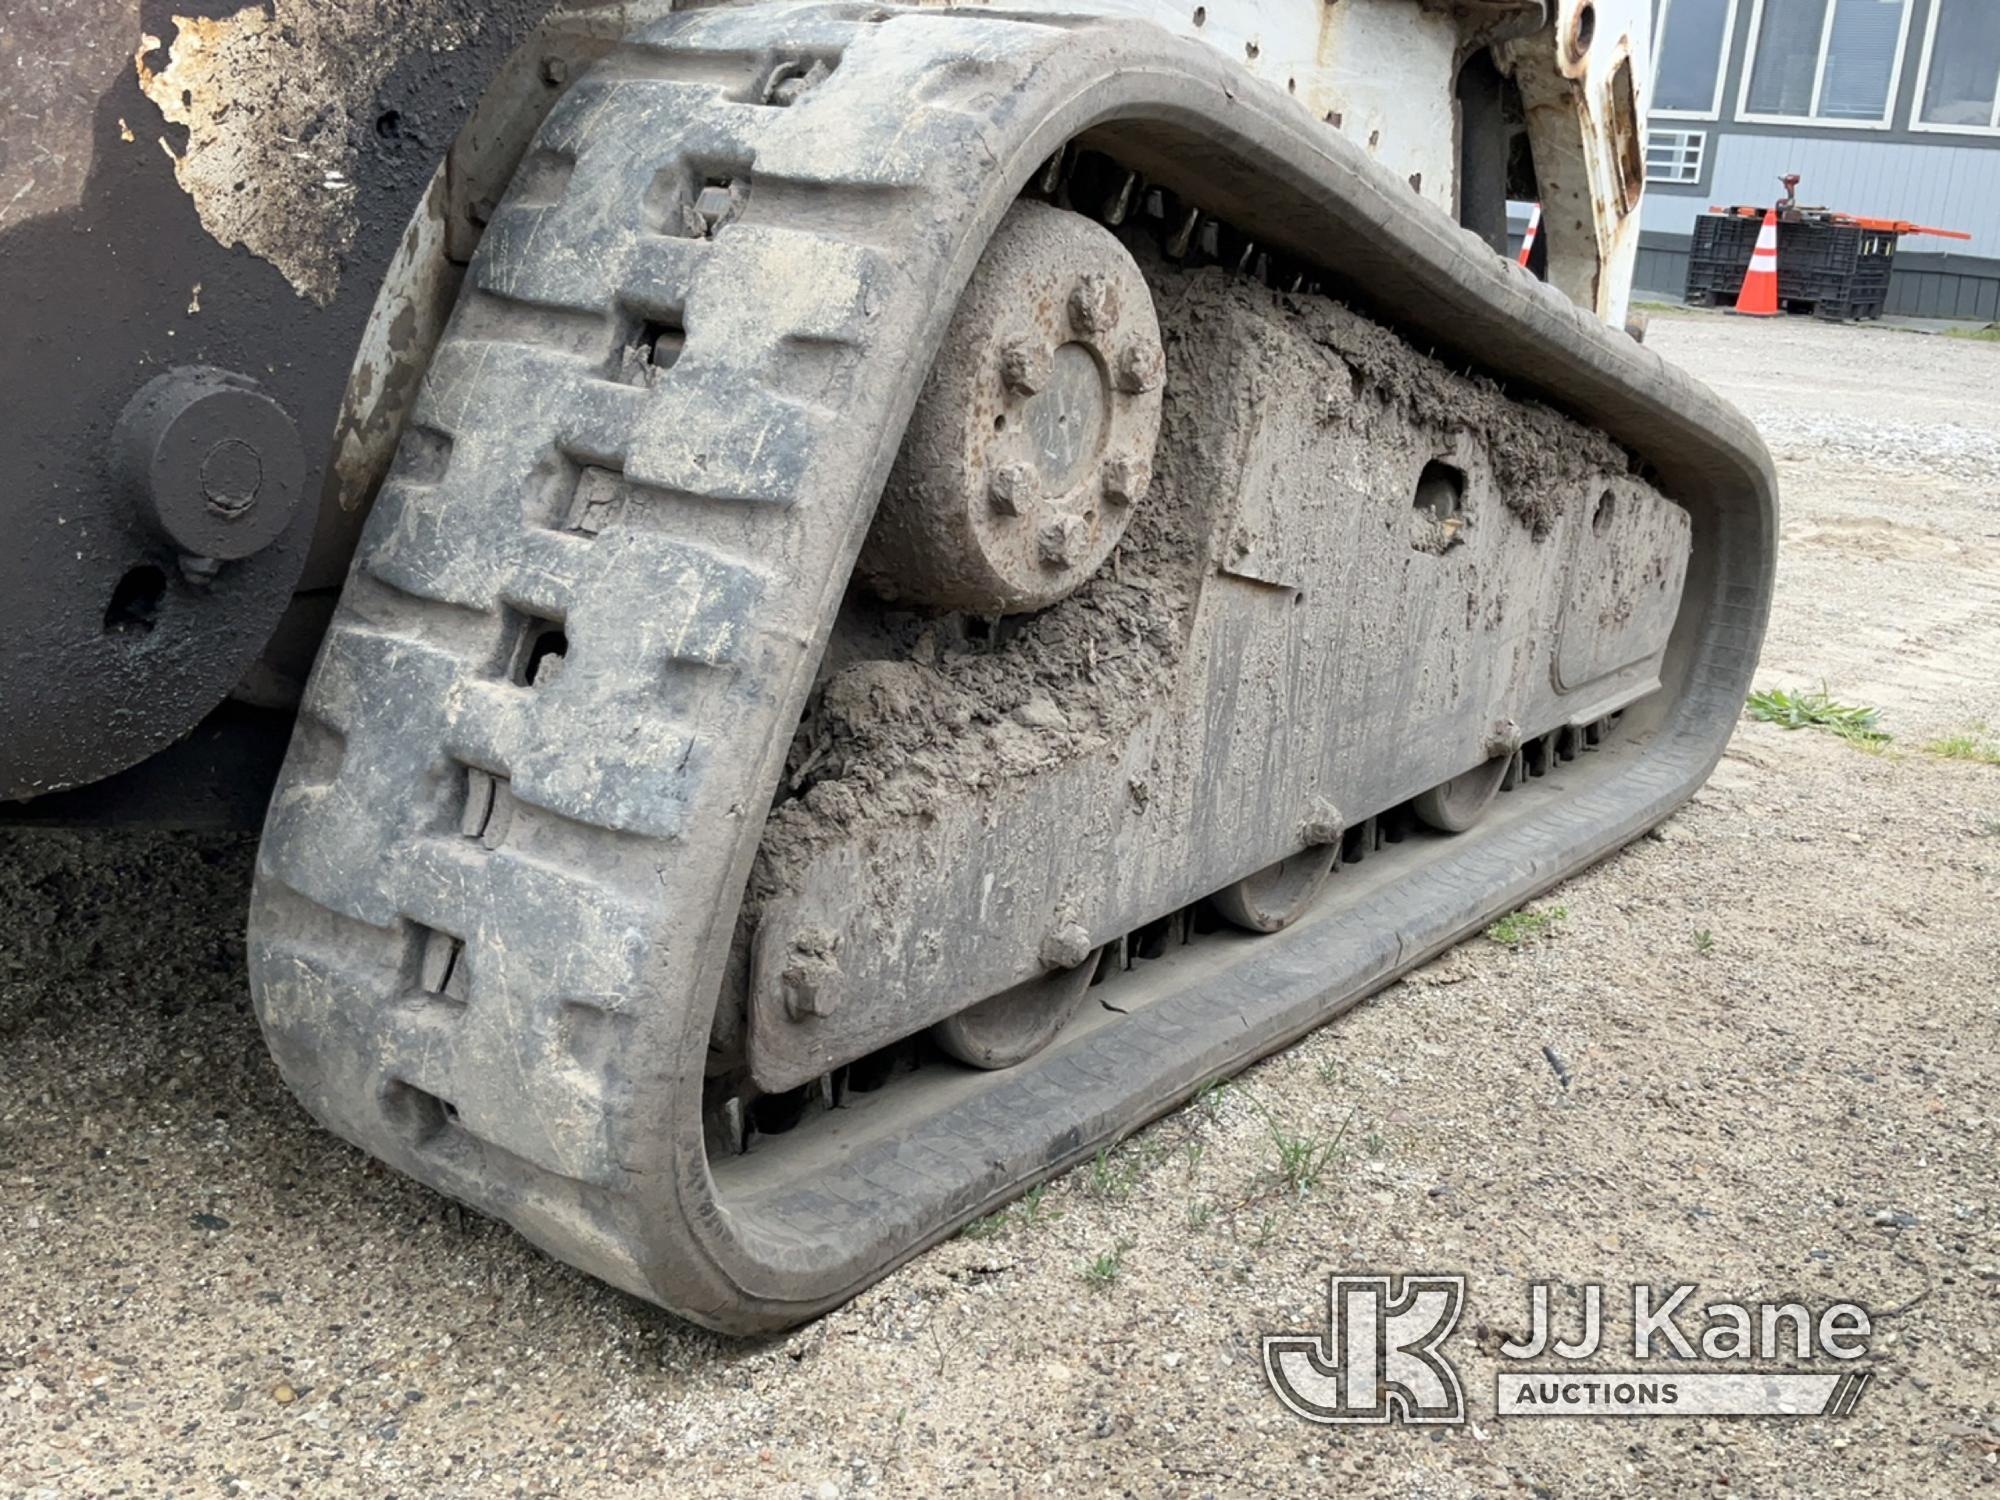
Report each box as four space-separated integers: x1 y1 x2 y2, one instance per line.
1309 0 1461 215
132 3 485 305
1502 0 1649 326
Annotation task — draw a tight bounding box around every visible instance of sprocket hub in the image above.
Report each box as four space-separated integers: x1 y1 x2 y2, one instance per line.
858 200 1164 615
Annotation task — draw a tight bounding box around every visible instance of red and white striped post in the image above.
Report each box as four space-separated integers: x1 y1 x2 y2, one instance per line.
1517 202 1542 268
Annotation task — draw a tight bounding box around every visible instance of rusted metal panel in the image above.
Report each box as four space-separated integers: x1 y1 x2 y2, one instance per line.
1501 0 1650 326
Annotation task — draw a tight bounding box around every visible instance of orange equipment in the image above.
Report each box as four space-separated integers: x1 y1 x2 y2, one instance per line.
1708 173 1971 242
1728 208 1781 318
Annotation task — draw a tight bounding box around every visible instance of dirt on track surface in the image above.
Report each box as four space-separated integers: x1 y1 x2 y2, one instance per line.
3 312 1998 1499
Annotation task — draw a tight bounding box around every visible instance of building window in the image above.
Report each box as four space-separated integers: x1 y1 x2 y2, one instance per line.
1911 0 2000 133
1740 0 1914 127
1653 0 1739 117
1644 129 1707 183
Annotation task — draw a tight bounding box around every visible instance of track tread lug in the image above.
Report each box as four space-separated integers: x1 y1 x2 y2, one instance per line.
245 3 1775 1334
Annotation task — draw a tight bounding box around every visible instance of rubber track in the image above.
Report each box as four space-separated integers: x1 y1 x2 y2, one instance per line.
249 2 1776 1330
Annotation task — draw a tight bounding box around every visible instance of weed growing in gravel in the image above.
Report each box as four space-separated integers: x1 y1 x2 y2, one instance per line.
1364 1130 1388 1157
1485 905 1567 947
1087 1147 1141 1201
1923 727 2000 767
1269 1127 1328 1194
1261 1103 1354 1197
1082 1239 1133 1286
1160 1086 1363 1238
1694 928 1714 954
959 1182 1060 1240
1746 683 1891 746
1016 1183 1056 1227
1942 323 2000 342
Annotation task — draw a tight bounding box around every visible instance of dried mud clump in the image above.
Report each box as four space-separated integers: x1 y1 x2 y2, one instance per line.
753 262 1641 900
1271 282 1633 539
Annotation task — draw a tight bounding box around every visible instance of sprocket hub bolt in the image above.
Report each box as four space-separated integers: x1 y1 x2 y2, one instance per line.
1067 274 1116 336
114 366 304 562
1114 342 1164 394
1038 513 1087 567
781 929 842 1020
1000 340 1050 395
1040 921 1093 972
989 462 1039 516
1102 455 1149 509
1299 799 1344 849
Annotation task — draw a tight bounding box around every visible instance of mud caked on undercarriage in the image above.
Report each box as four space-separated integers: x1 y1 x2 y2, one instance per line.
1 0 1773 1330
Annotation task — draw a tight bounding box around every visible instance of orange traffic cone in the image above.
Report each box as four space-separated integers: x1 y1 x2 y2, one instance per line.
1730 207 1781 317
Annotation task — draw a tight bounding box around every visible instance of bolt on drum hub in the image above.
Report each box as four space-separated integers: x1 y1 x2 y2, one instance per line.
858 200 1164 615
115 367 305 563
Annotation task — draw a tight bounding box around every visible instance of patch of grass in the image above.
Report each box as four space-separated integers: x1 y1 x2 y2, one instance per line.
1745 683 1891 746
1272 1128 1336 1200
958 1182 1060 1241
1186 1198 1214 1232
1015 1183 1056 1228
1941 323 2000 342
1252 1214 1278 1249
960 1212 1009 1241
1694 928 1714 954
1363 1130 1388 1158
1923 728 2000 767
1485 905 1568 947
1314 1056 1345 1088
1193 1078 1229 1123
1087 1147 1140 1202
1632 300 1692 315
1270 1126 1334 1195
1082 1239 1134 1287
1263 1103 1354 1197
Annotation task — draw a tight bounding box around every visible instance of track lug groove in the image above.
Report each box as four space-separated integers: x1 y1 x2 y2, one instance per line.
248 5 1775 1333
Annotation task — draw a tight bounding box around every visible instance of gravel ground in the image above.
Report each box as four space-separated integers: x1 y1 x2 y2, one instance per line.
3 312 1998 1499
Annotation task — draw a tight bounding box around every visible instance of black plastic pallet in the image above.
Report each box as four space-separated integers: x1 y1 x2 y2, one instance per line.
1683 213 1897 322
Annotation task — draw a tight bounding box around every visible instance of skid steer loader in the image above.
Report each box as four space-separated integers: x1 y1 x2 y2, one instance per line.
0 0 1774 1331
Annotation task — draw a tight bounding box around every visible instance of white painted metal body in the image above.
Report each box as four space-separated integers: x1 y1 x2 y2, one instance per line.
926 0 1653 328
320 0 1659 538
